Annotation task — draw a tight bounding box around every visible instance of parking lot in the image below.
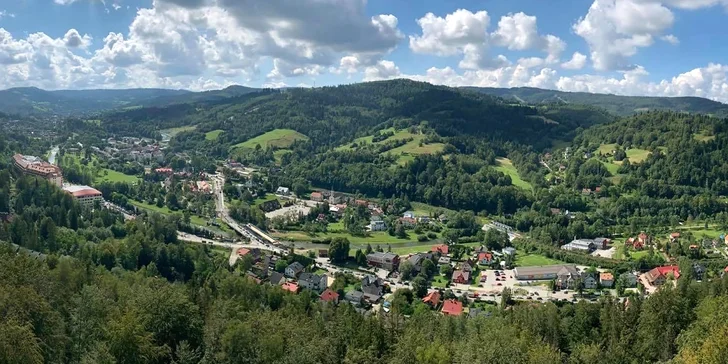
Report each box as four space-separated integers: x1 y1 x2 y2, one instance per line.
448 268 581 302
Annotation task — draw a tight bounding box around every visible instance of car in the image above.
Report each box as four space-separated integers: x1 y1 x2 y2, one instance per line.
455 290 461 293
533 292 539 296
537 297 543 301
497 283 502 286
552 291 556 294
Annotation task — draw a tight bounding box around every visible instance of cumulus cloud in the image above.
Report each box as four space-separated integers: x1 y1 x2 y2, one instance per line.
410 9 565 71
661 34 679 44
0 10 16 19
363 60 401 81
561 52 588 70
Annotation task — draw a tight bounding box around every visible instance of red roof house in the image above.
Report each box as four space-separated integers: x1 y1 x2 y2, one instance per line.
441 299 463 316
644 266 680 286
320 289 339 303
431 244 449 255
452 270 470 284
422 291 441 307
237 248 251 256
281 282 299 293
477 252 493 265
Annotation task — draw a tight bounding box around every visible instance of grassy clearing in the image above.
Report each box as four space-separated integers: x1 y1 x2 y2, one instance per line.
674 223 724 239
598 143 618 155
432 275 449 288
251 193 279 206
232 129 309 150
273 149 292 164
162 125 197 137
95 169 140 184
693 132 716 142
515 254 564 267
626 148 651 163
494 158 533 191
205 129 224 141
599 160 621 176
410 202 454 217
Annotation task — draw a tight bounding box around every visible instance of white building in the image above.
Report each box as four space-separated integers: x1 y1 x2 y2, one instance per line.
63 185 103 207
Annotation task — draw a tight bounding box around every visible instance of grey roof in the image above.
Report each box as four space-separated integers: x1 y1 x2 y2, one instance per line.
515 265 578 277
269 271 285 285
345 290 364 302
287 261 304 272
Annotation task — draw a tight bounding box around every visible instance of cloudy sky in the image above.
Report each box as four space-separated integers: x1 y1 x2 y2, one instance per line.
1 0 727 102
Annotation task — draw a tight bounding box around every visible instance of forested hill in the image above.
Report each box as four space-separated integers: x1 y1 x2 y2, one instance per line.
465 86 728 117
0 87 191 116
96 79 610 150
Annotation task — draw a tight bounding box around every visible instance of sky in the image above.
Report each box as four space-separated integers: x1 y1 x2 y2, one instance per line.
0 0 727 102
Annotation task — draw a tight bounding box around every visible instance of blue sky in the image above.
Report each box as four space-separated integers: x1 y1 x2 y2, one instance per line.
0 0 727 102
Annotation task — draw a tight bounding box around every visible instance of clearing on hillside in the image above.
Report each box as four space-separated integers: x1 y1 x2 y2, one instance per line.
494 158 533 191
232 129 309 150
205 129 224 141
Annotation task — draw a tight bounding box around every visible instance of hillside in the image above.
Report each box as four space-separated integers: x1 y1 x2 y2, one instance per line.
465 86 728 117
0 86 261 116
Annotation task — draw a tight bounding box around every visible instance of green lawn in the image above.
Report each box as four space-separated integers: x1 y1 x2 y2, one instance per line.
251 194 279 206
232 129 309 150
205 129 224 141
495 157 533 191
515 254 564 267
95 169 140 184
162 125 197 137
597 143 618 155
630 250 650 260
273 149 292 163
626 148 651 163
693 132 715 142
599 160 621 176
432 275 449 288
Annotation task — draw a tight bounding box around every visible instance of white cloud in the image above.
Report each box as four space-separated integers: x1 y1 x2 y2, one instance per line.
409 9 490 56
63 29 92 49
0 10 16 19
363 60 401 81
661 34 679 44
561 52 588 70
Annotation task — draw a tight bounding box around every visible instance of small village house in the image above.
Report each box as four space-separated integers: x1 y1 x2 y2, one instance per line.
441 299 463 316
285 262 305 278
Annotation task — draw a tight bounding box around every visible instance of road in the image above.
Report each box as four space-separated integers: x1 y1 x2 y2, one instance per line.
209 173 287 256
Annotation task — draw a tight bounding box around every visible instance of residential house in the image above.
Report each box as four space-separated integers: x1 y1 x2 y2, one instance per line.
368 216 387 232
477 252 493 265
318 249 329 258
583 274 598 289
556 265 580 289
399 217 417 228
644 266 680 286
437 256 451 266
403 211 415 219
281 282 299 293
310 192 324 202
600 272 615 288
319 289 339 303
452 270 470 284
423 291 441 308
625 237 645 250
670 232 681 241
723 266 728 278
431 244 449 255
441 299 463 316
345 290 364 306
328 193 344 204
366 252 400 271
298 273 328 293
503 247 516 256
692 263 706 281
276 186 291 195
482 222 514 233
619 272 638 287
285 262 305 278
408 253 432 273
361 275 384 302
593 237 611 250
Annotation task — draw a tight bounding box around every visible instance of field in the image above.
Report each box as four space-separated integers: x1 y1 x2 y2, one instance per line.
515 254 564 267
626 148 651 163
251 193 280 207
599 160 621 176
338 128 446 165
597 143 617 155
205 129 224 141
95 169 141 184
232 129 309 150
494 158 533 191
161 126 197 140
693 131 716 142
273 149 292 163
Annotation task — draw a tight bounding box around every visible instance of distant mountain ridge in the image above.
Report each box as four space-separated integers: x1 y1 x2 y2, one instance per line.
463 86 728 117
0 85 261 116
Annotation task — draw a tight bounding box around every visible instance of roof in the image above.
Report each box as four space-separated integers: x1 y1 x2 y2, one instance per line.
281 282 299 293
452 270 470 282
600 272 614 281
423 291 441 306
62 185 102 198
441 299 463 316
431 244 449 254
320 289 339 302
645 266 680 283
724 266 728 272
478 252 493 261
237 248 251 256
310 192 323 197
345 290 364 302
366 252 399 262
287 261 304 272
514 264 577 277
269 271 285 285
671 232 681 238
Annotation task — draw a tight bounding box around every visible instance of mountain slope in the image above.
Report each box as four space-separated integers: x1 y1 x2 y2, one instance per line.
0 87 191 116
464 86 728 117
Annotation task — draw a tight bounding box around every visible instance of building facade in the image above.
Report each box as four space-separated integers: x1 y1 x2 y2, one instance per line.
62 185 103 207
13 154 63 187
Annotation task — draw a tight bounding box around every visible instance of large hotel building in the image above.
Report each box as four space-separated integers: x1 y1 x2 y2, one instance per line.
13 154 63 187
